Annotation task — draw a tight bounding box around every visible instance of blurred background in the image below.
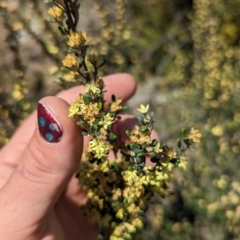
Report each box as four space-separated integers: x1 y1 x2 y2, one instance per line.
1 0 240 239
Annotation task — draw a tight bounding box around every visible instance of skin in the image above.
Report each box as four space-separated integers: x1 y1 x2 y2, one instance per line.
0 73 159 240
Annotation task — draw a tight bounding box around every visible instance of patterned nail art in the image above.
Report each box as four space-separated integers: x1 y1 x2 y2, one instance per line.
37 102 63 143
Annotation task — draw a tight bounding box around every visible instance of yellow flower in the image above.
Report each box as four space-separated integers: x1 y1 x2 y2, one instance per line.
87 139 111 159
63 71 79 82
110 98 122 112
178 156 188 170
62 54 78 68
98 113 114 129
112 188 122 201
48 5 63 19
127 203 140 215
82 103 100 124
131 218 143 229
116 208 125 220
125 223 136 234
166 146 177 159
67 31 87 48
137 104 149 114
189 127 202 143
68 103 80 118
154 142 163 153
129 125 151 145
84 83 101 95
99 159 109 172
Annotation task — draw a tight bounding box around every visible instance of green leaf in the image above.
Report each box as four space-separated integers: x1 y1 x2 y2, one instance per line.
83 93 91 105
151 139 159 146
130 143 138 150
97 102 102 110
109 133 117 140
140 126 147 132
148 151 156 157
138 115 144 125
177 138 182 148
94 130 101 137
170 158 180 164
58 26 67 36
182 128 187 137
77 120 84 126
125 130 131 137
119 149 129 157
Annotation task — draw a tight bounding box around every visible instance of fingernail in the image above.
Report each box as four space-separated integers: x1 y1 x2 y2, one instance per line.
37 102 63 143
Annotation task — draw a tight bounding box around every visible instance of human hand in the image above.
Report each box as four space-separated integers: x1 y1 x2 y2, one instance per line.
0 73 140 240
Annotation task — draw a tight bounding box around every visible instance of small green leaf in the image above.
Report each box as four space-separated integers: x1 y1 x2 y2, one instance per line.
177 138 182 148
130 143 138 150
94 130 101 137
132 147 142 154
170 158 180 164
182 128 187 137
140 126 147 132
148 151 156 157
109 133 117 140
60 66 69 71
119 149 129 157
58 26 66 36
97 102 102 110
77 120 84 126
138 115 144 125
125 130 131 137
83 93 91 105
129 157 135 163
151 139 159 146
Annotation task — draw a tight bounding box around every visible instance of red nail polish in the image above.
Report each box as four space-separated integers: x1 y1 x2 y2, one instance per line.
37 103 63 143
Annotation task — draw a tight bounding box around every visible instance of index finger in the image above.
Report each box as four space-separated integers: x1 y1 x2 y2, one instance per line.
0 73 137 165
58 73 137 107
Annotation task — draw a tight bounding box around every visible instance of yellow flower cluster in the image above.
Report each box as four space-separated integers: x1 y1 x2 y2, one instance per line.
88 139 112 159
129 125 151 145
68 95 100 124
76 138 180 239
98 113 114 130
146 142 163 153
67 31 87 48
207 181 240 236
188 127 202 143
62 54 78 68
84 82 101 95
48 5 64 19
110 98 122 112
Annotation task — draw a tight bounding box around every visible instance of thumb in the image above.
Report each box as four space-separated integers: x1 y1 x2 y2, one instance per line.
0 96 83 230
